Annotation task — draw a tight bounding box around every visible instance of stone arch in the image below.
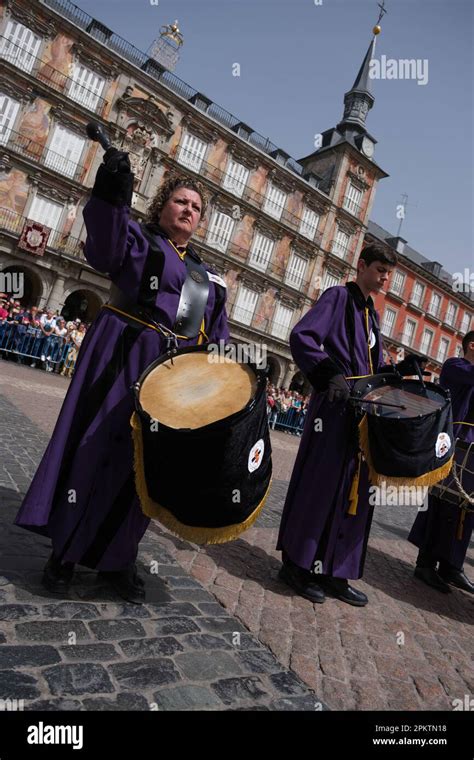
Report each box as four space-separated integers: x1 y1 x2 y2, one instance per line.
266 354 284 386
61 288 103 322
0 262 45 306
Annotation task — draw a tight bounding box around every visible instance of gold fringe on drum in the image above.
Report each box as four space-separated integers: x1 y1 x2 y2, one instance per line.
358 415 454 489
130 412 271 544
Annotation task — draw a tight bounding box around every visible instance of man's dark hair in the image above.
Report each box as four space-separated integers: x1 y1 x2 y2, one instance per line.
359 243 397 267
462 330 474 354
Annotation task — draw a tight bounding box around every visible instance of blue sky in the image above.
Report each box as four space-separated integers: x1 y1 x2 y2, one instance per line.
73 0 473 273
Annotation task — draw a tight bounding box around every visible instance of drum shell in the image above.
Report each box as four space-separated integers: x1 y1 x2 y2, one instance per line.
137 373 272 529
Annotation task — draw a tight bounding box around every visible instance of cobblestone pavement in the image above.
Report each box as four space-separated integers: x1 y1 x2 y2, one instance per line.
0 361 473 711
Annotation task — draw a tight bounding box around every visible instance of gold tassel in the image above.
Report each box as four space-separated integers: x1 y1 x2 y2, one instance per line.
347 451 362 516
456 507 466 541
130 412 271 544
358 415 454 488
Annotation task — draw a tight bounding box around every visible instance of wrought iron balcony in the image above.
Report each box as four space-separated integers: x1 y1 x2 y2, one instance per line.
0 35 108 116
1 129 87 183
0 207 86 261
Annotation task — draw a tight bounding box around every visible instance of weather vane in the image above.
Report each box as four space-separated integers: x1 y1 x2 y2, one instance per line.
373 1 387 35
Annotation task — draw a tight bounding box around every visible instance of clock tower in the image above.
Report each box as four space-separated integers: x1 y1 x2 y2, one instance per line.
298 15 389 273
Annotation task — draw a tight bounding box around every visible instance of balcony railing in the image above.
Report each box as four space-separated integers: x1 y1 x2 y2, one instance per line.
389 283 405 297
397 330 416 348
191 226 311 292
443 311 457 327
409 292 424 308
0 35 108 116
227 301 292 342
173 147 323 242
329 239 350 260
1 129 86 183
426 302 441 319
0 207 86 261
342 196 362 217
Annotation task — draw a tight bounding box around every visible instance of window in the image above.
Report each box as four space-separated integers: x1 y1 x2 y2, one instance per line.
420 328 434 356
427 292 441 318
27 195 63 230
343 183 363 216
381 307 396 337
263 183 286 220
44 125 85 178
222 159 249 198
455 344 463 357
410 281 425 308
177 132 207 172
0 93 20 145
460 312 471 333
437 337 450 363
271 303 293 340
331 228 350 259
299 206 319 240
233 285 258 326
206 211 235 252
248 233 274 272
390 270 405 296
445 302 458 326
321 271 340 292
0 19 41 73
68 63 105 111
403 318 417 347
284 253 308 289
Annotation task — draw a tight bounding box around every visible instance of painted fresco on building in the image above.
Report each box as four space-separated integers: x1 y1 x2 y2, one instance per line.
274 236 291 273
17 99 51 158
253 287 277 329
37 34 74 87
232 213 253 259
0 169 29 214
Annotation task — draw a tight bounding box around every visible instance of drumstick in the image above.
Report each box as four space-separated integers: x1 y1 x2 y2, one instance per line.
349 397 407 410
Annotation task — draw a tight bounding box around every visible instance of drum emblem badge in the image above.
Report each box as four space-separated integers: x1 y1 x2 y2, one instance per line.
248 439 265 473
435 432 451 458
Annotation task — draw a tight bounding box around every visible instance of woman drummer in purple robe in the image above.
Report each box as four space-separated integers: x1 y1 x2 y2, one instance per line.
14 148 230 603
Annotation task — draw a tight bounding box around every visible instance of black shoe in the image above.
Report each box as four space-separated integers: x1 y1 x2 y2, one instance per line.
414 566 451 593
98 563 146 604
278 563 325 604
318 576 368 606
42 553 75 594
438 567 474 594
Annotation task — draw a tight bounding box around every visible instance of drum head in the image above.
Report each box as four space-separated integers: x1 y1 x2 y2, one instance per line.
353 374 447 419
139 352 257 429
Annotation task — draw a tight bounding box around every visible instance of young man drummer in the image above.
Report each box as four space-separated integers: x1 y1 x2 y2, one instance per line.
14 149 230 603
408 330 474 594
277 244 425 606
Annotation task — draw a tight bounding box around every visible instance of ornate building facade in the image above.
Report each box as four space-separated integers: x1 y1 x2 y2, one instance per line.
0 0 471 390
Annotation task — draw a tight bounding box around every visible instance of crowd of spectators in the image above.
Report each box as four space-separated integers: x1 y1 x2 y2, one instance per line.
0 295 89 377
266 384 311 435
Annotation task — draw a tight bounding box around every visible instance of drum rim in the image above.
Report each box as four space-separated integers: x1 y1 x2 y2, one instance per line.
133 343 267 433
352 372 450 400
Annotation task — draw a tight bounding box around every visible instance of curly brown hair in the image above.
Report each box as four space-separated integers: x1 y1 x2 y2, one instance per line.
145 175 209 225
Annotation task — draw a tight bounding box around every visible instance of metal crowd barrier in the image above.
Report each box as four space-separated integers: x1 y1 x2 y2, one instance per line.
267 406 306 435
0 321 77 374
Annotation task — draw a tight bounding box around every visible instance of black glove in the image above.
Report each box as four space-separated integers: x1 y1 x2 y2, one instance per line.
327 374 350 403
396 353 429 377
91 148 134 207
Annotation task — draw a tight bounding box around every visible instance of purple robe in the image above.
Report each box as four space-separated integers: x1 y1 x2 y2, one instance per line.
408 357 474 569
277 284 385 580
14 197 230 571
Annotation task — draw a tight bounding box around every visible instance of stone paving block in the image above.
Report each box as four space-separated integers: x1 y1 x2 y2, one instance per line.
236 649 282 674
58 644 120 661
41 602 101 619
0 645 60 668
174 651 244 681
26 699 83 711
110 658 181 689
271 695 326 711
83 693 150 711
152 684 224 711
0 670 41 699
43 663 115 696
198 617 247 634
15 620 90 643
180 633 232 651
210 676 268 705
269 671 311 696
147 602 201 617
153 616 201 636
0 604 39 620
118 636 184 658
88 619 146 641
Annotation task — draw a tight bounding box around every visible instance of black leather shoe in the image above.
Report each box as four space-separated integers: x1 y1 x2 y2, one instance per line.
278 564 325 604
42 553 75 594
318 576 368 606
98 563 146 604
414 566 451 593
438 567 474 594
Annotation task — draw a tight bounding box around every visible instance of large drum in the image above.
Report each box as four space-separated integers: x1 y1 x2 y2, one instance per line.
130 345 272 543
352 373 454 487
